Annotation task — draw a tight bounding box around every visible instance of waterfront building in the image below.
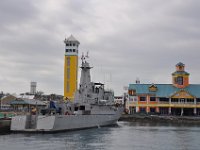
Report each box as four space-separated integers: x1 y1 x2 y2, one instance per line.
128 62 200 116
10 98 46 112
63 35 79 100
0 94 17 110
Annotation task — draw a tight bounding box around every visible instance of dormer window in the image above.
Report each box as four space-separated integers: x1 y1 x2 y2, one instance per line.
178 66 183 70
128 90 136 96
149 84 157 92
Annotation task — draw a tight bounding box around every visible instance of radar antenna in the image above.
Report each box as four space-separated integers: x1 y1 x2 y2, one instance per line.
81 52 85 63
81 52 89 63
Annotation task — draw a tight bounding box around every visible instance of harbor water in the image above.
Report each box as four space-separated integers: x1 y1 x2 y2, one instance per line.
0 121 200 150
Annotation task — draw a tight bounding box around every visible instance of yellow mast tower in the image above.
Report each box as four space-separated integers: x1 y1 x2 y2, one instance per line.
64 35 80 100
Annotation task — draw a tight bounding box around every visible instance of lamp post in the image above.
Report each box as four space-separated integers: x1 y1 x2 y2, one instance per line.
0 98 2 111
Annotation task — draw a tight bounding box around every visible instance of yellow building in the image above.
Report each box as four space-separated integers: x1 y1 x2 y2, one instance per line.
64 35 80 100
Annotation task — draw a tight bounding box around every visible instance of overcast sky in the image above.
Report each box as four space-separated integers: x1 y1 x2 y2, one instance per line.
0 0 200 95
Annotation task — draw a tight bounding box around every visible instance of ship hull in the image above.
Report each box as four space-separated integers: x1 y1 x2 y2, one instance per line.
0 118 11 133
11 108 123 133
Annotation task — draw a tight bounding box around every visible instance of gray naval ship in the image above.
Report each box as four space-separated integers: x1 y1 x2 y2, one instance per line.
11 55 123 132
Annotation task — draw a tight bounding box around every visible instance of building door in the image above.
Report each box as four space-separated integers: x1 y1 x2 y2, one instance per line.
129 107 135 114
197 108 200 116
183 108 194 116
140 107 146 114
171 108 181 115
160 107 168 115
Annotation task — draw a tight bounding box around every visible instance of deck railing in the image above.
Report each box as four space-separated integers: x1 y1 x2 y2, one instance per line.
127 101 200 108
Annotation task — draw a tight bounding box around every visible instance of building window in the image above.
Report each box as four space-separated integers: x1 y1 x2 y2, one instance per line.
171 98 178 103
180 98 186 103
66 49 69 52
149 84 157 92
159 98 169 102
128 90 136 96
178 66 183 71
67 81 70 92
66 43 69 46
177 76 183 85
67 68 70 79
73 43 75 46
150 97 156 101
67 57 70 66
73 49 75 52
197 98 200 103
140 97 146 101
187 98 194 103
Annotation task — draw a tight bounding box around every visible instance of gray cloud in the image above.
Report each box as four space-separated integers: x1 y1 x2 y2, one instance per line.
0 0 200 95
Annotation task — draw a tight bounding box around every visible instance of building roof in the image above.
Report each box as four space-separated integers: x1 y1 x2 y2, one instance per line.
1 95 17 105
176 62 185 67
129 84 200 98
10 99 46 106
64 35 80 44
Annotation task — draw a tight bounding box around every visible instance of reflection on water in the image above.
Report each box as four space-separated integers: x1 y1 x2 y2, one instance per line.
0 121 200 150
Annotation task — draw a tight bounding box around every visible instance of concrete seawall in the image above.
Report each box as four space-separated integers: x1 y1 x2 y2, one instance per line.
119 114 200 124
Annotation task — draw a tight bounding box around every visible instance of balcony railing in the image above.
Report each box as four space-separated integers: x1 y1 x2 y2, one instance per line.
127 101 200 107
158 101 169 104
